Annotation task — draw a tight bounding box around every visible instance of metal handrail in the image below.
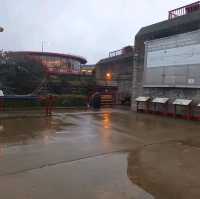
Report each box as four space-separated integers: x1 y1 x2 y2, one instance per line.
109 49 123 57
169 1 200 19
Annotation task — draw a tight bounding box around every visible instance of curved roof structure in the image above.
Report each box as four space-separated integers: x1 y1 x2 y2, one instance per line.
12 51 87 64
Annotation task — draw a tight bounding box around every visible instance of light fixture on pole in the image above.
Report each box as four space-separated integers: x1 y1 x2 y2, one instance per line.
106 72 112 81
105 72 112 87
41 41 51 52
0 27 4 32
42 41 45 52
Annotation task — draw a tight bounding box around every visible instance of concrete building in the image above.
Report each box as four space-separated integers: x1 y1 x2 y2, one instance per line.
131 1 200 110
96 46 134 104
10 51 87 75
80 64 95 76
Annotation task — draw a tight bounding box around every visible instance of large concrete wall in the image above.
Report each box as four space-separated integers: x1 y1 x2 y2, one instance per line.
131 10 200 110
144 29 200 87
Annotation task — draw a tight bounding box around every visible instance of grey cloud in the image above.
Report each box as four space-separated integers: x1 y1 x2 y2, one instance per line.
0 0 192 63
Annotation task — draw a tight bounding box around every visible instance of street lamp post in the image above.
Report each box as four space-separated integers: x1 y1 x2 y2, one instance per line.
0 27 5 64
0 27 4 32
42 41 45 52
41 41 51 52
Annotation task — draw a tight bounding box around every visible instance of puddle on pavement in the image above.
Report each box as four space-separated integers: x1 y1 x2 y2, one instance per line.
127 142 200 199
0 117 74 146
93 111 200 144
2 110 200 147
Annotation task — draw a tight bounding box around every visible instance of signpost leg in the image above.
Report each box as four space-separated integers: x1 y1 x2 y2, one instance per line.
187 105 192 120
136 102 139 112
0 98 4 112
174 105 177 118
146 102 149 113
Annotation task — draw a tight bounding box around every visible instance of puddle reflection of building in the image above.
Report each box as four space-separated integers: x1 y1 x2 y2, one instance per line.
0 144 4 159
100 112 112 148
103 112 111 129
126 145 199 199
0 124 4 132
0 117 58 145
127 151 157 199
42 117 55 145
0 123 5 158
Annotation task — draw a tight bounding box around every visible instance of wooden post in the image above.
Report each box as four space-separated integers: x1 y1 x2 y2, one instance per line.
164 102 168 116
187 105 192 120
43 96 52 116
146 101 149 113
174 104 177 118
136 102 139 112
154 103 157 114
0 97 4 112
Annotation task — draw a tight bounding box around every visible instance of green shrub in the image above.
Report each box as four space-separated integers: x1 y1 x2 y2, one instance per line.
54 95 87 107
3 95 87 109
4 99 40 109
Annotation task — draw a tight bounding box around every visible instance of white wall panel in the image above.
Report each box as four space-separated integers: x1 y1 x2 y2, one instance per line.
147 43 200 67
144 29 200 87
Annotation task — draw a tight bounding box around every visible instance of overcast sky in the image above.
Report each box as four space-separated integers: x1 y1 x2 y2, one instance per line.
0 0 194 63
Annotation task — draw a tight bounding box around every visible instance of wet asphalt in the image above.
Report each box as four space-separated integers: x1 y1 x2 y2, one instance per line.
0 109 200 199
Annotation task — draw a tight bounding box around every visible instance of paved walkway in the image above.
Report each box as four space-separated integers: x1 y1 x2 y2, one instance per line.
0 109 200 198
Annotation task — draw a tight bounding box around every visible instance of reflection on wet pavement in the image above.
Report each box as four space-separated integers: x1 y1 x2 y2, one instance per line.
0 116 75 146
127 141 200 199
0 109 200 198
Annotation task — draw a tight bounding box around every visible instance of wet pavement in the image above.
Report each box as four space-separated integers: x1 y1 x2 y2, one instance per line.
0 109 200 198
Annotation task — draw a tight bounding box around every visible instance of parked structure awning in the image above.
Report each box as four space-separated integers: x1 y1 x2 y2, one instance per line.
0 90 4 96
173 99 192 106
152 97 169 104
136 96 150 102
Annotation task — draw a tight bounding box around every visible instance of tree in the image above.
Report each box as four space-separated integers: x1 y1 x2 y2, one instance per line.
0 52 45 95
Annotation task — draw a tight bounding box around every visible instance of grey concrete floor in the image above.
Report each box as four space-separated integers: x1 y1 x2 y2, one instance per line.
0 109 200 198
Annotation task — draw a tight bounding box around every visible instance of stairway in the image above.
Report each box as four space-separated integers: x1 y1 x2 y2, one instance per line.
100 94 114 107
